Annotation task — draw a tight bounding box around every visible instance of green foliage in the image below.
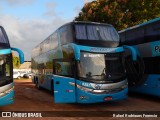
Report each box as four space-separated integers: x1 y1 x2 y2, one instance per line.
46 61 52 69
75 0 160 30
13 56 20 69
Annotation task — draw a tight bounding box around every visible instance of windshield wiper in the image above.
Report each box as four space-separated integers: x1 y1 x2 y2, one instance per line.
86 74 106 80
86 68 106 78
90 74 102 77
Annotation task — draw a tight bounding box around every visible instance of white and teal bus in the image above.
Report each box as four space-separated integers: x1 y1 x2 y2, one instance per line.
31 21 137 103
0 26 24 106
119 18 160 97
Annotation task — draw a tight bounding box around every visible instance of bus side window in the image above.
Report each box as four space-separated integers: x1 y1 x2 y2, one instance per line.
54 61 73 77
59 25 74 45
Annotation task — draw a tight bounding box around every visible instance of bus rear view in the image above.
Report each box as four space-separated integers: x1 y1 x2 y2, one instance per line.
32 22 137 103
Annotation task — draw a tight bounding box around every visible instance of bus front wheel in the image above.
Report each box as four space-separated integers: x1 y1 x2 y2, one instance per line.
35 79 41 90
51 79 54 93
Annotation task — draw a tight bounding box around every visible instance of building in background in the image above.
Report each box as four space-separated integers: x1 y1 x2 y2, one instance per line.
14 61 31 73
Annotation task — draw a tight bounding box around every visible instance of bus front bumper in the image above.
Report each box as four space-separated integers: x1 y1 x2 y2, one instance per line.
76 87 128 103
0 90 14 106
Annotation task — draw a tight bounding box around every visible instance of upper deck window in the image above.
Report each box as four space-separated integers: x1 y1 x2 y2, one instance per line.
0 28 8 44
75 24 119 42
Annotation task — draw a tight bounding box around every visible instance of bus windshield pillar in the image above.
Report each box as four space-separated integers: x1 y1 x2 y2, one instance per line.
73 45 80 60
11 47 24 64
123 45 137 61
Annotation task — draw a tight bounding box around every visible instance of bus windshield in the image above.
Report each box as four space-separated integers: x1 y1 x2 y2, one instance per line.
77 52 126 83
75 24 119 42
0 54 12 80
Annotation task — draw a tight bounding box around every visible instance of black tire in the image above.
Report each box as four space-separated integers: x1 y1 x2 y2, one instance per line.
33 77 36 84
51 79 54 92
35 78 41 90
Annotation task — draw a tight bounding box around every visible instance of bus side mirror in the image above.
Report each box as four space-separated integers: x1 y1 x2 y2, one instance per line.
123 45 137 61
11 47 24 64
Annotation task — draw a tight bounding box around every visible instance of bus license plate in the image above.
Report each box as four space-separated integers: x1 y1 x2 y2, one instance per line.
104 96 112 101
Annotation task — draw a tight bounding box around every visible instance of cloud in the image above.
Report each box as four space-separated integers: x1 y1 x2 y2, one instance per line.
0 1 78 60
46 2 57 9
43 2 58 18
0 14 67 60
0 0 36 6
83 0 93 3
74 6 82 18
0 6 3 11
74 0 94 19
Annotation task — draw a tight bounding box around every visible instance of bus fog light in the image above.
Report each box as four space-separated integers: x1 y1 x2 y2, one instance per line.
80 96 86 100
0 92 5 97
7 97 14 101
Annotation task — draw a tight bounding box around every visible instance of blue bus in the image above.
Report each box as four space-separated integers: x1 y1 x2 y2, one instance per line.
119 18 160 97
0 26 24 106
31 21 137 103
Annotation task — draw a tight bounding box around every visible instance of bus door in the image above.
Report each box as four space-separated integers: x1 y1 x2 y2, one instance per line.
53 59 76 103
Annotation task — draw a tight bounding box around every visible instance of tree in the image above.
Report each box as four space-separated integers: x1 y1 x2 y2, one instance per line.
75 0 160 30
12 52 20 68
13 57 20 69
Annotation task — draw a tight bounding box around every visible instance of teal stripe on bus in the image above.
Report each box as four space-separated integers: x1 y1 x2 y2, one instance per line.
0 49 11 55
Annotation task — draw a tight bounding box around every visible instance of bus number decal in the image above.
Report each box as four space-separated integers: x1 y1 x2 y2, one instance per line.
90 48 115 52
82 82 91 87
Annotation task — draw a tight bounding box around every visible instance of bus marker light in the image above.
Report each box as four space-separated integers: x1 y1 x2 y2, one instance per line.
66 90 70 92
66 90 73 92
104 96 112 101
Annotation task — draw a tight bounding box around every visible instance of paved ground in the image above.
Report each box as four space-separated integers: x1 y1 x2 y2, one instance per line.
0 79 159 120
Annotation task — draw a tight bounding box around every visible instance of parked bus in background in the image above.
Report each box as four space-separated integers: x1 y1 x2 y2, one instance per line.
119 18 160 97
0 26 24 106
31 21 137 103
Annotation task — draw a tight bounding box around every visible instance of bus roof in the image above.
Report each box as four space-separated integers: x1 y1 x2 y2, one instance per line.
119 17 160 33
73 21 113 26
33 21 114 48
57 21 113 30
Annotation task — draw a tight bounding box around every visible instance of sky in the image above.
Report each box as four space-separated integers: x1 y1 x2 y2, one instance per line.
0 0 93 60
